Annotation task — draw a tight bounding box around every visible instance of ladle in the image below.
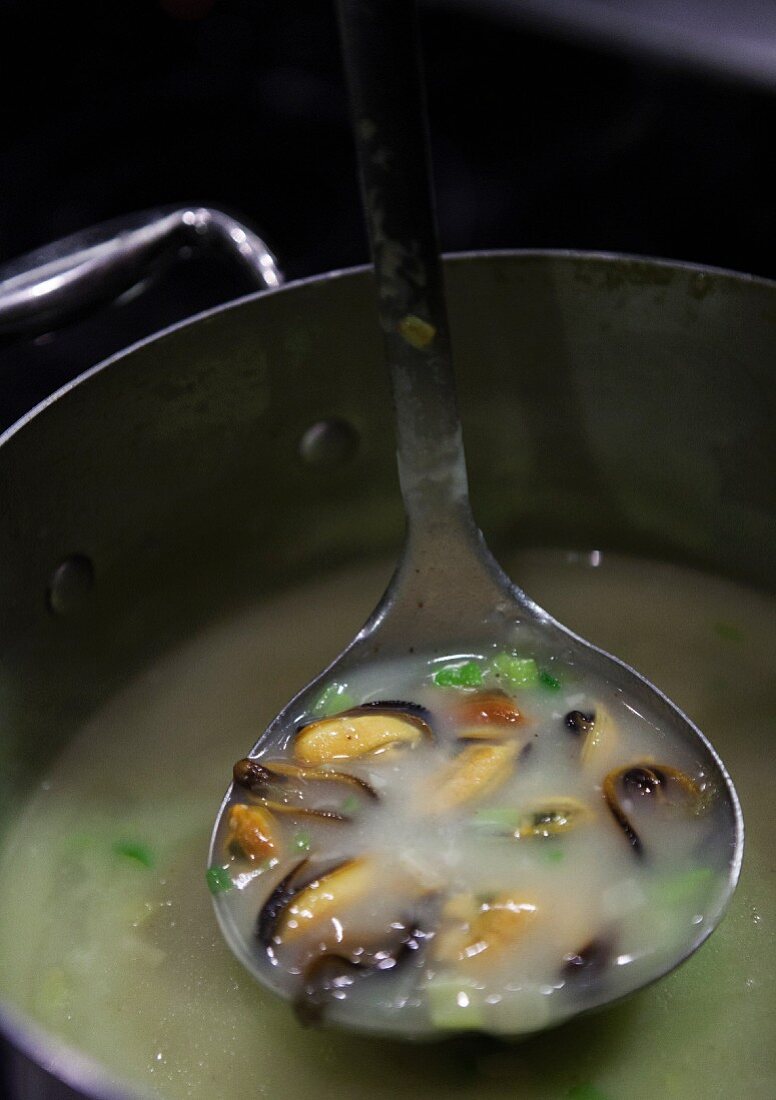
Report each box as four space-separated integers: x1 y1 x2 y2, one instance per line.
210 0 742 1037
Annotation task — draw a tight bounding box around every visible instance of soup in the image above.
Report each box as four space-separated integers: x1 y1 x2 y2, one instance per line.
213 637 733 1038
0 550 773 1099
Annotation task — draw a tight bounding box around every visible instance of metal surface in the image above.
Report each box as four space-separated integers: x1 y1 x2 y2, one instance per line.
0 251 775 1088
207 2 742 1031
0 207 282 335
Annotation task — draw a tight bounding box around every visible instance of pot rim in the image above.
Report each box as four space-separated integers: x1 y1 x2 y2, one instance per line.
2 247 775 455
0 1001 138 1100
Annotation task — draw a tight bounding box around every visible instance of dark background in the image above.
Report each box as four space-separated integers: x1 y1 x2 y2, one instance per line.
1 0 775 428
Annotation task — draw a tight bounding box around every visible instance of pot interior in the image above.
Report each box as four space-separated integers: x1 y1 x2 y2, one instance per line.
0 253 774 1098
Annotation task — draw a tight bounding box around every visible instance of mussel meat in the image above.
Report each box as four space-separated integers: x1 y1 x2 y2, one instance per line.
576 706 618 772
226 803 279 861
294 702 433 765
453 691 523 739
259 857 375 946
425 742 520 814
473 797 593 839
434 891 537 970
234 757 378 800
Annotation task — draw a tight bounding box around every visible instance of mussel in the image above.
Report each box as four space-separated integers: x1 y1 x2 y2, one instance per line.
434 891 537 971
294 701 433 765
294 954 362 1027
603 762 703 857
473 797 592 839
232 757 378 824
257 855 434 1026
576 705 618 771
425 741 520 814
565 710 595 736
294 918 431 1027
258 857 376 946
226 803 278 861
453 691 523 739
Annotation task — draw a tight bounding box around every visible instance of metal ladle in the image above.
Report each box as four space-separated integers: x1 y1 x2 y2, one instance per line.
210 0 742 1037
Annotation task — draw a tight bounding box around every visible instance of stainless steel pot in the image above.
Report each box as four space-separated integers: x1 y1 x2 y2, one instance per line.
1 249 775 1098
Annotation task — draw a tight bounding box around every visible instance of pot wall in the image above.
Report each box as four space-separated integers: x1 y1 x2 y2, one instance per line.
1 252 774 1097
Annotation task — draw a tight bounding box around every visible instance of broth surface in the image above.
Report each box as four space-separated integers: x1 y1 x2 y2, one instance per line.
0 551 774 1098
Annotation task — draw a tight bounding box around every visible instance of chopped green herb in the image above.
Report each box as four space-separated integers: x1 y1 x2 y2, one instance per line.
312 682 355 717
538 669 561 691
206 865 233 895
472 807 522 833
491 652 539 687
427 977 484 1030
714 620 743 642
433 661 483 688
544 846 565 864
567 1084 611 1100
293 831 312 852
112 840 155 868
653 866 714 906
341 794 360 815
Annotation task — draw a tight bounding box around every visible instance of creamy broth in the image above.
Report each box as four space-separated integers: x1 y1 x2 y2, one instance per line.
214 639 732 1038
0 551 773 1098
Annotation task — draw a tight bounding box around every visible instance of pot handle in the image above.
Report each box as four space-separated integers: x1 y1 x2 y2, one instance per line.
0 206 283 334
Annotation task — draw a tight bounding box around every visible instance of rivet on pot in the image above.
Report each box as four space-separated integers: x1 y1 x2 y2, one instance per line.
299 418 359 467
47 554 95 616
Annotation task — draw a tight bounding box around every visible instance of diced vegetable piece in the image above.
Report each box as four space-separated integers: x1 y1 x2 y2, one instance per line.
433 661 483 688
427 976 484 1030
544 846 565 863
472 807 523 832
491 652 539 687
312 682 355 717
293 831 312 852
539 669 561 691
206 865 233 894
652 866 714 906
341 794 361 815
112 840 155 868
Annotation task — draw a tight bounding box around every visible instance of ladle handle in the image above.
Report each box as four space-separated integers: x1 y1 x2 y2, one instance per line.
336 0 471 533
337 0 521 642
